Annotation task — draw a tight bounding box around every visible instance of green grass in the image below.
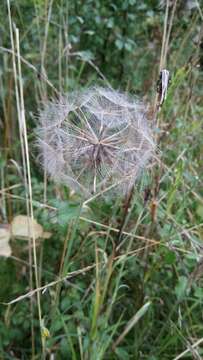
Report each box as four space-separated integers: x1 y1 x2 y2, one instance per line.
0 0 203 359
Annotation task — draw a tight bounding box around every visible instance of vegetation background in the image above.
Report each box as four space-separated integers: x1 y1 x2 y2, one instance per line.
0 0 203 359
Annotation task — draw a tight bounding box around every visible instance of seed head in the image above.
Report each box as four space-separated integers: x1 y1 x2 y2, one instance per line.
36 87 155 196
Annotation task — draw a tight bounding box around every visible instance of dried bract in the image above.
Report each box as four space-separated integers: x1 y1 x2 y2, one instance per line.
36 87 155 196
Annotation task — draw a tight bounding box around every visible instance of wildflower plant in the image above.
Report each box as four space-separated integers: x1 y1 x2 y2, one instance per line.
36 87 155 197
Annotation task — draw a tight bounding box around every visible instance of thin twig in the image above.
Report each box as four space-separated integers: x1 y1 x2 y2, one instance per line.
173 337 203 360
0 46 59 95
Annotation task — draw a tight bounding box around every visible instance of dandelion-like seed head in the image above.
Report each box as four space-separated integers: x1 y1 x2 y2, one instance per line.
36 87 155 197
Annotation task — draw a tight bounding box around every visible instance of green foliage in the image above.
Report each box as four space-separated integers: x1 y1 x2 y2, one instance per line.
0 0 203 359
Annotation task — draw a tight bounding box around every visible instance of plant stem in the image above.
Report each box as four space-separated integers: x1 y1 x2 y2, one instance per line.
117 186 135 246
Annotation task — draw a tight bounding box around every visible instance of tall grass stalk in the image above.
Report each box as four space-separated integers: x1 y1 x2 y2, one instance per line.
16 27 45 354
7 0 44 355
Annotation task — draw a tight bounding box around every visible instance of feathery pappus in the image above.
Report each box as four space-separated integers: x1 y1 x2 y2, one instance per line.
36 87 155 197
